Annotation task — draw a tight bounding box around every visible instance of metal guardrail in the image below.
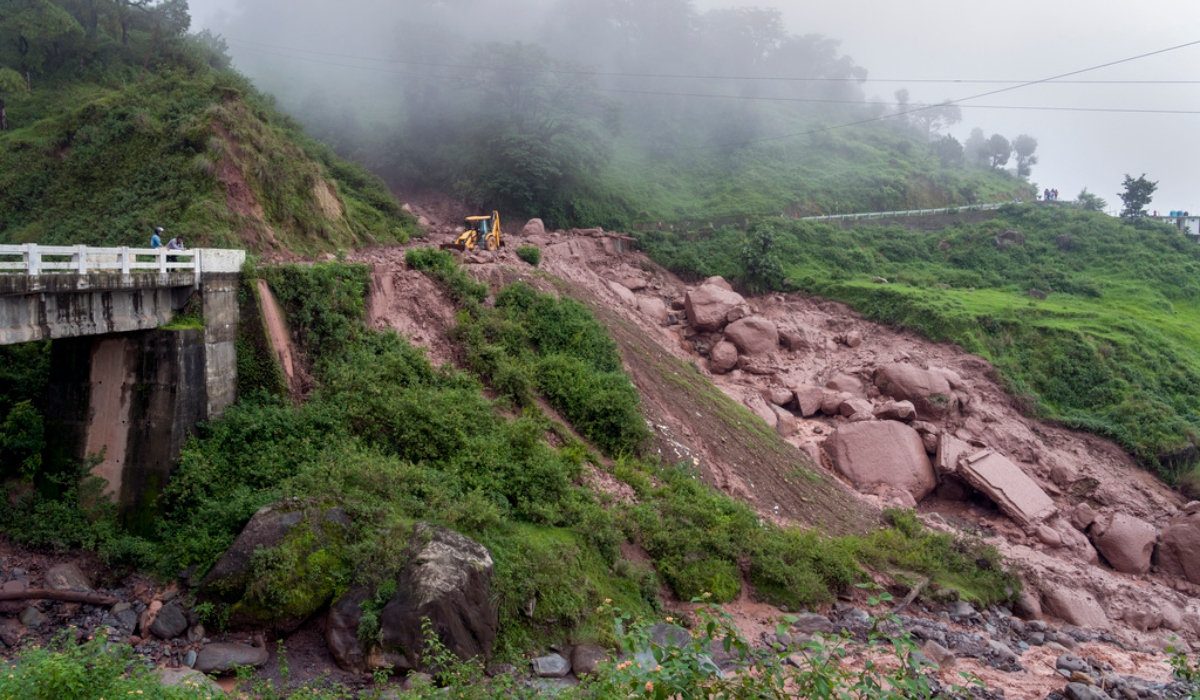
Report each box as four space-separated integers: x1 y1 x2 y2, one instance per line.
0 244 198 275
800 202 1009 222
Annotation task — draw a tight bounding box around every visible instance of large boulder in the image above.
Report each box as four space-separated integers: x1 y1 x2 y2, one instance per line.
684 285 747 332
200 499 352 633
607 281 637 307
520 218 546 237
1157 503 1200 584
1042 588 1108 629
709 341 739 374
825 374 866 397
793 386 824 417
638 297 669 326
44 563 92 592
723 317 779 356
873 364 956 420
326 586 373 673
380 524 497 670
194 643 270 674
1089 513 1158 575
826 421 937 502
956 450 1056 529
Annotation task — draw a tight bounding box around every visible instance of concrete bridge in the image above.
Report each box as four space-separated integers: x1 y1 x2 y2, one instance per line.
0 244 246 529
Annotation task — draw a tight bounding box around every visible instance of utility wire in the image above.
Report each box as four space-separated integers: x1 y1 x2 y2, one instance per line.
223 36 1200 85
227 44 1200 117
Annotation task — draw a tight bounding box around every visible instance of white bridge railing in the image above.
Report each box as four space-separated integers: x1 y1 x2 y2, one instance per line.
0 244 198 275
801 202 1010 222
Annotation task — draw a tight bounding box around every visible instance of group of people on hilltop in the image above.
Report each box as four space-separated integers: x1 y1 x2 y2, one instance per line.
1042 188 1060 201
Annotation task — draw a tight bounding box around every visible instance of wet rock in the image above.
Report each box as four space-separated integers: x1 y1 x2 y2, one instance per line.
923 640 956 668
1070 504 1098 531
763 387 794 407
187 624 205 643
826 374 866 397
780 329 809 351
820 391 853 416
380 524 498 670
19 606 45 627
150 603 188 640
194 643 269 674
827 421 937 502
1056 653 1090 674
0 618 22 647
1042 588 1108 629
794 386 824 417
1063 682 1109 700
874 363 956 419
771 405 798 438
724 317 779 356
532 654 571 678
709 341 739 374
115 609 139 631
704 276 734 292
956 449 1056 529
1089 512 1157 574
839 398 874 418
637 297 670 326
791 613 834 635
156 668 223 694
200 499 352 633
607 281 637 307
844 331 863 348
571 645 609 677
44 562 92 592
873 400 916 422
1037 525 1064 548
685 285 747 332
326 585 372 673
1156 505 1200 584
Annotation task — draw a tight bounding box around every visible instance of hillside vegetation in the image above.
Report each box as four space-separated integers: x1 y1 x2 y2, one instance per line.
0 4 416 253
639 204 1200 484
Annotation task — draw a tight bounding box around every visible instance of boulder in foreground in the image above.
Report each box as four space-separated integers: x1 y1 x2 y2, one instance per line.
827 421 937 502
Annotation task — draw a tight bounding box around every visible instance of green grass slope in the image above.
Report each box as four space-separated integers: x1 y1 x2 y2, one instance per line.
0 35 415 254
639 204 1200 481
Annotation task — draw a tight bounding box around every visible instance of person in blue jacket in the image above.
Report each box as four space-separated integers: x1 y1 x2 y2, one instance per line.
150 227 164 249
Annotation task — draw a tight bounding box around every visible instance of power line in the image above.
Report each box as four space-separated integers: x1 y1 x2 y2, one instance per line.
227 44 1200 117
223 36 1200 86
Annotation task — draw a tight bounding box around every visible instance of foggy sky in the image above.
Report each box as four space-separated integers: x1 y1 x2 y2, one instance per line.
188 0 1200 214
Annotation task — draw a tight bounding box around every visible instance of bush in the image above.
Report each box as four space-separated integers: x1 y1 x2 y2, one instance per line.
516 245 542 267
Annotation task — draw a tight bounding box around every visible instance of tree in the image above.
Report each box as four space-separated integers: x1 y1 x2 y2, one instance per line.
893 88 910 124
963 127 987 166
1076 188 1107 212
740 222 784 293
1119 174 1157 218
910 101 962 141
930 134 963 168
1012 134 1038 178
984 134 1011 169
0 0 84 71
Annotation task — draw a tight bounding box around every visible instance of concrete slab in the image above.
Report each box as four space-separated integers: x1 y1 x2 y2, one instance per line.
958 450 1056 528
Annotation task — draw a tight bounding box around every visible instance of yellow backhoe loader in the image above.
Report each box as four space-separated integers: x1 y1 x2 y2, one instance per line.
442 211 503 252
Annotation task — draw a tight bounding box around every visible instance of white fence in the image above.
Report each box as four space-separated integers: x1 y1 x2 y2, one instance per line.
801 202 1009 222
0 244 199 275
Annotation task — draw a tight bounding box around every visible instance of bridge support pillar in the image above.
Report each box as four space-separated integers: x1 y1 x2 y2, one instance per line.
45 280 241 530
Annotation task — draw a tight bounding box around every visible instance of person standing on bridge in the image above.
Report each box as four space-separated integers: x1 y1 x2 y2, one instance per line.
150 227 163 249
166 235 185 263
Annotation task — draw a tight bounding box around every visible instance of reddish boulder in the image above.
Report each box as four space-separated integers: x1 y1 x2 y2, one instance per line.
874 363 956 419
745 393 778 429
709 341 739 374
826 421 937 502
638 297 669 326
793 386 824 417
780 329 809 351
1042 588 1108 629
607 281 636 306
874 400 916 422
685 285 747 332
705 276 734 292
1089 513 1158 575
762 387 794 407
1070 503 1097 531
820 391 853 416
724 317 779 356
826 373 866 397
520 219 546 237
957 450 1056 529
771 405 797 437
839 398 874 418
1156 504 1200 584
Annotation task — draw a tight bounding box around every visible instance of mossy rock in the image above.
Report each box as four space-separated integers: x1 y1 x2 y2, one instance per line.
199 498 351 633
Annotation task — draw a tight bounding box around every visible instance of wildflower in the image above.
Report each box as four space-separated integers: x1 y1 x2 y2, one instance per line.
645 682 654 692
703 591 712 598
604 598 612 604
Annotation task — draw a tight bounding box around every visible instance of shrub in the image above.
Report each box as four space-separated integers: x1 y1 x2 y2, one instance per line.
516 245 542 267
